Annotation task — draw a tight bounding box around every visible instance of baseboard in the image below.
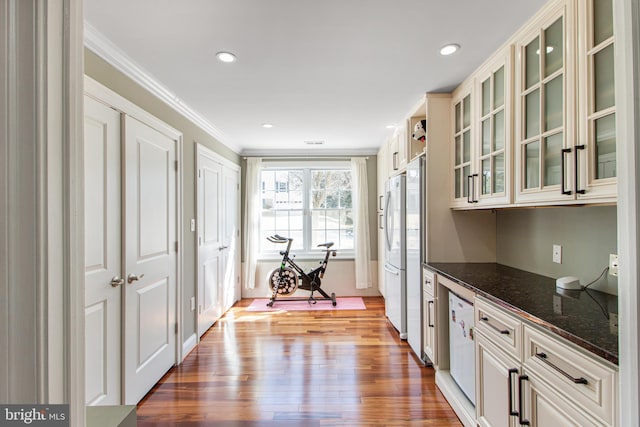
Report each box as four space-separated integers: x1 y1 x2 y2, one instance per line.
182 333 197 361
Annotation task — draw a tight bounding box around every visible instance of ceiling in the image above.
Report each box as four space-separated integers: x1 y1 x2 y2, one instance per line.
84 0 547 156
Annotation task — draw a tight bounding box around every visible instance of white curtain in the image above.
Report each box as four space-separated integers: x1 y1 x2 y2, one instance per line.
243 157 262 289
351 157 372 289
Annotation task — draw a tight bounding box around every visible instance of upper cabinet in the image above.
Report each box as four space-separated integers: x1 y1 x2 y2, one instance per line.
451 46 513 209
450 0 616 209
515 1 575 204
577 0 616 201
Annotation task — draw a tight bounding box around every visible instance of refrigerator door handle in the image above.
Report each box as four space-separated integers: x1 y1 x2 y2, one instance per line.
384 264 400 275
384 190 392 250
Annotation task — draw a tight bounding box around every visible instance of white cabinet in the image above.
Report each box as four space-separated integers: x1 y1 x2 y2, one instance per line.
576 0 617 201
423 267 436 364
376 142 388 296
474 297 618 427
450 82 474 208
514 0 617 205
514 0 575 204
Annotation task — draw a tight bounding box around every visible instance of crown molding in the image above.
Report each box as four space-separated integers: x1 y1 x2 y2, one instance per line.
240 147 379 157
84 22 240 154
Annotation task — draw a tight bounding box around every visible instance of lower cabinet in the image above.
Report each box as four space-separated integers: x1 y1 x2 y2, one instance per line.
423 267 436 364
474 297 618 427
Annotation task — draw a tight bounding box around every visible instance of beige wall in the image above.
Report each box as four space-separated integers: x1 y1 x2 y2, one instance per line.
496 205 618 294
85 48 241 341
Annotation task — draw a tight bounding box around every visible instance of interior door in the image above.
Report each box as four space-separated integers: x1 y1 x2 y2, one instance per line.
83 96 122 405
197 147 222 337
123 115 177 404
221 167 239 310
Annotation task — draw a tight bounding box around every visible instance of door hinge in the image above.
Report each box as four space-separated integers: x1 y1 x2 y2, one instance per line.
174 160 178 171
175 323 178 334
198 169 202 178
175 241 179 252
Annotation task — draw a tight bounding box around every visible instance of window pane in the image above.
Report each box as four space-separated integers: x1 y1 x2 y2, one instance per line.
455 135 462 166
544 133 563 186
595 114 616 179
340 229 354 250
526 36 540 89
594 0 614 45
526 89 540 139
455 102 461 133
493 66 505 109
493 153 505 193
545 17 564 77
455 169 461 199
312 190 325 208
463 95 471 128
482 78 491 117
482 119 491 156
594 44 615 112
545 75 563 131
525 141 540 189
494 110 505 151
482 159 491 195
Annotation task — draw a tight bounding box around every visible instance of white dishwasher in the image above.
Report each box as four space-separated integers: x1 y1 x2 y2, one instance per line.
449 292 476 405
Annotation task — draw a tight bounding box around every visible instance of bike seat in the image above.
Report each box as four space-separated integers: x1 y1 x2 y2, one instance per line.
317 242 334 249
267 234 291 243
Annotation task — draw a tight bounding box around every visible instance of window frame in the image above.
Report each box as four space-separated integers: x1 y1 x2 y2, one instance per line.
258 160 355 260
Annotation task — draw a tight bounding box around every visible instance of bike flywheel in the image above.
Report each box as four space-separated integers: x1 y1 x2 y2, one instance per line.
268 267 299 296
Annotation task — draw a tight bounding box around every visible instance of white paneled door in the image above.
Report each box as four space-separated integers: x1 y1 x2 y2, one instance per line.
84 96 122 406
196 149 223 336
123 115 177 405
196 145 240 337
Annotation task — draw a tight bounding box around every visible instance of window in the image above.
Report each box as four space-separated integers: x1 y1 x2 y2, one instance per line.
260 164 354 256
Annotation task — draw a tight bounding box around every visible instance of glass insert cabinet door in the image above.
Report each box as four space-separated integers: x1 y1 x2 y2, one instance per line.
478 61 508 201
452 91 473 204
581 0 616 198
517 7 572 201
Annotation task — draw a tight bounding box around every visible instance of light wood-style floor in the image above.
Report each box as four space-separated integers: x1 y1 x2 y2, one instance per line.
137 297 462 426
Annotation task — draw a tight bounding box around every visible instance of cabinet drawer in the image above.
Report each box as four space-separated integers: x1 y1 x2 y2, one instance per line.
523 325 617 426
475 297 523 361
423 267 435 295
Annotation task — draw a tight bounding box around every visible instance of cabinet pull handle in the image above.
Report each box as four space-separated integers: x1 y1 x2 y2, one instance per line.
508 368 519 417
428 300 434 327
535 352 588 384
561 148 573 195
393 152 399 170
480 316 510 335
472 173 479 203
467 175 473 203
379 195 384 210
575 145 586 195
518 375 530 426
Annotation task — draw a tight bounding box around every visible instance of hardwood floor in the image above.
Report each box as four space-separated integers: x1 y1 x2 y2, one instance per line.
137 297 462 426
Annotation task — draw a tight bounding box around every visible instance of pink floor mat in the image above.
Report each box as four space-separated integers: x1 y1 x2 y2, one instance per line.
245 297 366 311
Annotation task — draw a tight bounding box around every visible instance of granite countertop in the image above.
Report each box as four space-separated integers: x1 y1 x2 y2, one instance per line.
425 262 618 365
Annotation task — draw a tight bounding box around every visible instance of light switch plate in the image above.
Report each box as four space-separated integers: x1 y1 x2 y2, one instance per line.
609 254 619 276
190 219 196 232
190 297 195 311
553 244 562 264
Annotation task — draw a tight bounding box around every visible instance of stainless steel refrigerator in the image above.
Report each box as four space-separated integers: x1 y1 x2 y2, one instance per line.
383 174 406 339
406 156 424 360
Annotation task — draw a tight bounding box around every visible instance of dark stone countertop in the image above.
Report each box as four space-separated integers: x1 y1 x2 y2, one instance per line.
425 262 619 365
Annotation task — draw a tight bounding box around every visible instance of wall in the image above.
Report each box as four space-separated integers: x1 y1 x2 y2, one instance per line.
496 205 618 294
84 49 241 343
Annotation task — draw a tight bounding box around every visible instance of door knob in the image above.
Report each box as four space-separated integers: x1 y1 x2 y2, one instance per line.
127 273 145 284
110 276 125 287
218 245 229 251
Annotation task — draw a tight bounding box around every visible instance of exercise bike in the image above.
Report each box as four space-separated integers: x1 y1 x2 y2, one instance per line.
266 234 337 307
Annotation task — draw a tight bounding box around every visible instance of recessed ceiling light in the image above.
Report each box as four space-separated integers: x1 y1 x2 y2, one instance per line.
261 123 273 128
440 44 460 56
386 125 396 129
304 140 325 145
216 51 237 63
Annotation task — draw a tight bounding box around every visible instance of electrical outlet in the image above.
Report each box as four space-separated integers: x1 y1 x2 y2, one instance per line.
609 254 619 276
553 244 562 264
190 296 196 311
190 219 196 232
